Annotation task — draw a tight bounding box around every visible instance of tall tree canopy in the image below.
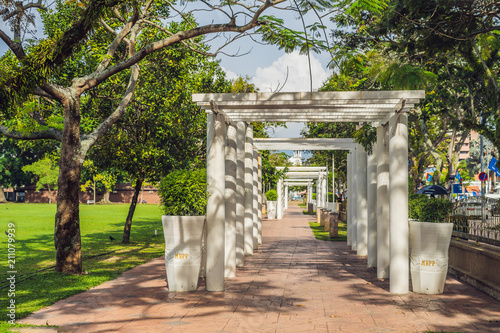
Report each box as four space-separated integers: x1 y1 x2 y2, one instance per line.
326 0 500 189
0 0 337 274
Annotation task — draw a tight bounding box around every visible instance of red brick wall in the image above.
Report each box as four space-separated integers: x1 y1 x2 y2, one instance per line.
23 184 160 204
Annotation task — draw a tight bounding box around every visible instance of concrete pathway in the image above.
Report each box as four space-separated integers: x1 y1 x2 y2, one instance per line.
20 204 500 332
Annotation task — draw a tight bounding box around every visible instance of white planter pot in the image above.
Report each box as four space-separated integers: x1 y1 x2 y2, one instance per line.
267 201 277 219
162 216 205 292
409 221 453 294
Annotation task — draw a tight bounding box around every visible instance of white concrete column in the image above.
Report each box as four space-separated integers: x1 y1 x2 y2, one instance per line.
346 151 352 246
224 124 237 278
282 180 286 218
325 167 329 206
377 125 390 279
244 125 254 256
235 122 246 267
257 154 262 245
316 176 321 208
285 184 289 209
277 178 283 219
323 171 328 208
206 113 225 291
307 183 313 204
356 144 368 256
351 147 358 251
332 157 336 211
252 147 259 250
367 148 378 268
389 112 409 294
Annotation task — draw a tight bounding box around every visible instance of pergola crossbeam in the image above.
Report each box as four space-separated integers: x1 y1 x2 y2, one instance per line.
255 138 357 151
193 90 425 102
197 99 421 109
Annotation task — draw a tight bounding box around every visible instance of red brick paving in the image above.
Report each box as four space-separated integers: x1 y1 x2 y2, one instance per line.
19 203 500 332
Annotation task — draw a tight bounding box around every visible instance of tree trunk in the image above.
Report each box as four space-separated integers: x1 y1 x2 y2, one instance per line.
122 178 143 244
101 188 111 204
54 98 82 274
0 187 6 203
47 184 52 204
445 130 457 191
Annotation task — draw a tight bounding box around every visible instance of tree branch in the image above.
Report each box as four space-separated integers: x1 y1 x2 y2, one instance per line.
0 28 25 59
80 7 274 92
80 63 140 157
94 5 139 75
0 125 62 141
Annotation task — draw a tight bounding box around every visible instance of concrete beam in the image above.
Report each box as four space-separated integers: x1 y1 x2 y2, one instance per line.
277 166 327 171
193 90 426 103
285 172 321 179
255 138 356 151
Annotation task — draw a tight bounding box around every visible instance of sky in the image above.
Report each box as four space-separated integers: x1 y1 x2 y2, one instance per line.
203 5 335 159
220 49 330 147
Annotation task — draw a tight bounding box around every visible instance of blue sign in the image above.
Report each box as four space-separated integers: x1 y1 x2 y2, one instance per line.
488 157 500 177
452 184 462 194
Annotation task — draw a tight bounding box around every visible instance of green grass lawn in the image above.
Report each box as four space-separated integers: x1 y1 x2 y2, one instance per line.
0 202 165 324
308 221 347 241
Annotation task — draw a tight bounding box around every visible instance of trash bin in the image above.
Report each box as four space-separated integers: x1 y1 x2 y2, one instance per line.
162 216 205 292
307 203 314 215
329 212 339 238
409 221 453 294
267 201 277 219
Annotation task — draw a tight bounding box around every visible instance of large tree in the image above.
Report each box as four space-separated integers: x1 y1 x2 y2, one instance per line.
90 38 229 244
325 1 500 190
330 0 500 170
0 0 336 274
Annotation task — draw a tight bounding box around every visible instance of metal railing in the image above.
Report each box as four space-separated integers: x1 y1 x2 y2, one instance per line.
449 197 500 247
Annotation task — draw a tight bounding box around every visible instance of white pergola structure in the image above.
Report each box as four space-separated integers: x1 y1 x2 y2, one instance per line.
281 177 314 212
194 90 425 294
275 166 327 216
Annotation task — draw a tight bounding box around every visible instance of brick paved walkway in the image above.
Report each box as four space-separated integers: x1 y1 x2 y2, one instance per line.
20 203 500 332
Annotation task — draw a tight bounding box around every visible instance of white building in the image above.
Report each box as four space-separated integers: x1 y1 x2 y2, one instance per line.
288 150 303 166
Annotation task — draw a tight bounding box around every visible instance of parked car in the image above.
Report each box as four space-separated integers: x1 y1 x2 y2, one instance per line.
455 201 491 218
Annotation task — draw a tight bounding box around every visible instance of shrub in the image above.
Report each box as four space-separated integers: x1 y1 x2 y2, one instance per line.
159 169 207 216
409 194 453 222
266 189 278 201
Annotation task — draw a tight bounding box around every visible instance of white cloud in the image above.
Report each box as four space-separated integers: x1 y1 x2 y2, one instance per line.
221 66 239 81
251 51 329 92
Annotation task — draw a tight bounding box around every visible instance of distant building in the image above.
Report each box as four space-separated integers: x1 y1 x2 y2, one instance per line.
458 131 479 162
288 151 303 166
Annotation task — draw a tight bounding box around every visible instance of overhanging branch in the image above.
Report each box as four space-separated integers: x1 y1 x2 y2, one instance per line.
0 125 63 141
